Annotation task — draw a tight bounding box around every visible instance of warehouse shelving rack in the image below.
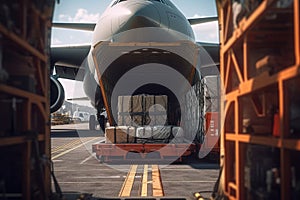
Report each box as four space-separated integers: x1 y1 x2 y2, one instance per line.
0 1 55 199
219 0 300 199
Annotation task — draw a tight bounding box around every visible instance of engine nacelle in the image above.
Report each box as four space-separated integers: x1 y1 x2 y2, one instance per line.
50 76 65 113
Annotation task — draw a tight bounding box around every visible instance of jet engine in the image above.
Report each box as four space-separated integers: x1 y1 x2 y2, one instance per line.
50 76 65 113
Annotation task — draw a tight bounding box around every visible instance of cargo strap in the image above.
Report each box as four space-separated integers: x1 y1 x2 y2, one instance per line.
114 127 117 144
113 126 134 143
168 126 174 142
126 127 129 143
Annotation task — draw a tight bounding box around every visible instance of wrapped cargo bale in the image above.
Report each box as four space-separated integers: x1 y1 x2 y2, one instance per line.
136 125 183 143
181 81 204 142
131 95 143 113
152 126 172 140
118 94 168 126
148 95 168 126
105 126 136 144
118 96 132 126
117 95 144 126
132 115 146 126
136 126 153 139
136 126 153 143
117 114 132 126
169 127 185 144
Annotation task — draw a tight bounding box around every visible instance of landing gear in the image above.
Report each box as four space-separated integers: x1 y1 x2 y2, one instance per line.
89 115 96 130
98 115 105 132
96 107 106 132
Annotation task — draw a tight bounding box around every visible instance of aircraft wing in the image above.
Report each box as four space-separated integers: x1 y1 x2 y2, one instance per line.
50 15 219 80
51 16 218 31
51 45 90 81
197 42 220 76
188 16 218 25
67 97 90 101
52 23 96 31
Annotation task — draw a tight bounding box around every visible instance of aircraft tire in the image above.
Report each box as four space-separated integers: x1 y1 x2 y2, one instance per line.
89 115 96 130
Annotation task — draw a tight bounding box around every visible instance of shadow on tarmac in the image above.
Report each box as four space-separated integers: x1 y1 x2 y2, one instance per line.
98 155 219 170
51 129 104 138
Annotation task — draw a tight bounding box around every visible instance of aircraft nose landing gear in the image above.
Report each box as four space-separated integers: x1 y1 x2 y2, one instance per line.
97 115 105 132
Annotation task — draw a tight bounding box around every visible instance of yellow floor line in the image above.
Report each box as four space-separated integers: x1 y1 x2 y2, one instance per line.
51 137 99 160
152 165 164 197
51 139 82 153
119 165 138 197
141 164 148 196
51 138 93 152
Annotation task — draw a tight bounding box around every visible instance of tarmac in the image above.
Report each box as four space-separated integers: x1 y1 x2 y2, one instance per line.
51 123 220 199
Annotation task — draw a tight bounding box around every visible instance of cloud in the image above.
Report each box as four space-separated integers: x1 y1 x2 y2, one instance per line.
59 8 100 22
192 21 219 43
58 14 72 21
74 9 100 22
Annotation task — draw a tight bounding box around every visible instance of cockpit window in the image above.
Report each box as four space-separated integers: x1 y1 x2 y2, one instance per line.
111 0 127 7
110 0 175 8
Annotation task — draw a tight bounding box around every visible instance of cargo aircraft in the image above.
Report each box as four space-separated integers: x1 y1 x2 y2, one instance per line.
50 0 220 131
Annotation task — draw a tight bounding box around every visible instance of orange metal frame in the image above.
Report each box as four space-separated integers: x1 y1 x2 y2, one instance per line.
92 143 196 162
219 0 300 199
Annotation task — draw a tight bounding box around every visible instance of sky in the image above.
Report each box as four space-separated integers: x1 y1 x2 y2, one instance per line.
51 0 219 107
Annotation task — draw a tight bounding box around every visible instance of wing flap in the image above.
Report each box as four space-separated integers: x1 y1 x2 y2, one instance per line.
188 16 218 25
52 22 96 31
51 45 90 81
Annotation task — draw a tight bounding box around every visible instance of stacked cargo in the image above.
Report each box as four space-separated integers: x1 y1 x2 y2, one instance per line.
105 125 184 144
117 95 168 126
104 94 187 144
181 81 204 142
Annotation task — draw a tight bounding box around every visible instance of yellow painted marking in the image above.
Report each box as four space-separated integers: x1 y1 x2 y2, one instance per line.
52 138 95 154
141 164 148 196
52 138 92 153
51 137 99 160
152 165 164 196
119 165 138 197
51 139 82 153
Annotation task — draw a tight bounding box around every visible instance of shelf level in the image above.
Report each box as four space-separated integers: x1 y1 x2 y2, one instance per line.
0 84 46 103
0 134 45 147
226 133 281 148
283 138 300 151
225 65 300 101
222 0 277 53
0 23 47 62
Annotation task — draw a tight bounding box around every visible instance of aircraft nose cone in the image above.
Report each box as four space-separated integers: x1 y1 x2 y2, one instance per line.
118 3 161 31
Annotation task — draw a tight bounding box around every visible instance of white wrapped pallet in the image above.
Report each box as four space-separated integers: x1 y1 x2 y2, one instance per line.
169 127 185 144
136 125 183 143
136 126 153 139
152 126 173 140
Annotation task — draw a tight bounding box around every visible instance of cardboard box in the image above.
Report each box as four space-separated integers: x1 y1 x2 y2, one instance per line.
118 95 168 126
105 126 135 144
